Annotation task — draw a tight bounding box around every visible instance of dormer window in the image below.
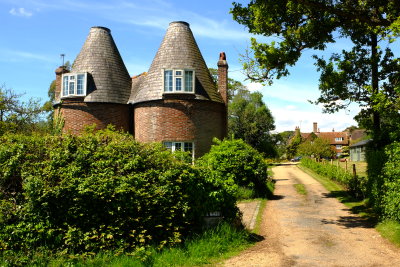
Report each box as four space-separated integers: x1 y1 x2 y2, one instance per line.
62 73 87 97
164 69 194 93
335 137 344 142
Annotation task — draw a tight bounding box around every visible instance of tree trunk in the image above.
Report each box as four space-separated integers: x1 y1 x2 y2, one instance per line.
371 33 381 146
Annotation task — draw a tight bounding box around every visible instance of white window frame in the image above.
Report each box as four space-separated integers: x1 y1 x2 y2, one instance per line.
335 137 344 142
163 69 195 93
163 141 195 159
336 145 343 149
61 73 87 98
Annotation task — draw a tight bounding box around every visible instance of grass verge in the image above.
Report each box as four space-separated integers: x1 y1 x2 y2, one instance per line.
376 220 400 247
298 164 400 247
0 223 256 267
252 198 267 235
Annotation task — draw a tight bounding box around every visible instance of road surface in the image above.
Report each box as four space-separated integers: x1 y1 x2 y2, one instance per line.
223 163 400 267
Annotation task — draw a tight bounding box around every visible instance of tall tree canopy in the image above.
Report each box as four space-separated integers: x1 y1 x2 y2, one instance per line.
229 88 276 155
231 0 400 146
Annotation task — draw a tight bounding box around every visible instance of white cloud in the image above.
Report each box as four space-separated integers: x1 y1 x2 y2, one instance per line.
270 105 359 133
9 7 33 17
246 82 263 92
263 80 319 104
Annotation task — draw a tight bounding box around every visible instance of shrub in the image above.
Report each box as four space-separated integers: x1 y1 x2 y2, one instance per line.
0 129 237 256
365 147 386 210
197 138 271 198
300 157 367 199
380 142 400 221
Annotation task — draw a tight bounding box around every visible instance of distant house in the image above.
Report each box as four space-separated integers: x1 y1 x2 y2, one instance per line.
350 139 372 162
293 122 350 157
53 21 228 158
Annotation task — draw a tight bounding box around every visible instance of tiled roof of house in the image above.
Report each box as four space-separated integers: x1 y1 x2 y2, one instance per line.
72 26 131 104
129 21 223 104
316 132 349 145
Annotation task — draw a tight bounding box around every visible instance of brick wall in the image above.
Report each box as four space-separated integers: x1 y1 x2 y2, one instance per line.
134 99 227 157
58 99 130 134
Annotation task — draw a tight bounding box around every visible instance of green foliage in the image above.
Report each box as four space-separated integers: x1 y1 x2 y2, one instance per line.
272 131 294 159
365 148 386 209
228 89 276 156
0 222 254 267
298 137 335 160
231 1 400 146
379 142 400 221
286 129 302 159
0 129 237 258
197 138 271 198
300 157 366 199
0 85 49 135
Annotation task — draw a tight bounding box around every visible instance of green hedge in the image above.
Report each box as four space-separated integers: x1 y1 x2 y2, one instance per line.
0 129 238 256
197 138 271 198
378 142 400 221
300 157 367 198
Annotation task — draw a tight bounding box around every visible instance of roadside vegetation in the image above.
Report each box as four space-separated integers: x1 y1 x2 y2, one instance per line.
0 129 272 266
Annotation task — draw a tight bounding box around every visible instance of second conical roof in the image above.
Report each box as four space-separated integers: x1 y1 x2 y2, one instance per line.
130 21 223 104
72 26 131 104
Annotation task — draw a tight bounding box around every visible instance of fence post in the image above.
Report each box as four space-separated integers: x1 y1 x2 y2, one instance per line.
352 164 356 177
331 159 333 165
345 160 348 172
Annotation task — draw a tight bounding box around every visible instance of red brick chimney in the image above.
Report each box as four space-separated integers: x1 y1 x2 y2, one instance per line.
217 52 228 105
313 122 318 133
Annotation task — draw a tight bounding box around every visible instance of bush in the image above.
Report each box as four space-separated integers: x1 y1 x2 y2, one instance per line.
300 157 367 199
379 142 400 221
365 148 386 210
0 129 237 257
197 138 271 198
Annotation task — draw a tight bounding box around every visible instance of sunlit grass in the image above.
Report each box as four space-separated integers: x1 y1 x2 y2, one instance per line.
293 183 307 195
376 220 400 247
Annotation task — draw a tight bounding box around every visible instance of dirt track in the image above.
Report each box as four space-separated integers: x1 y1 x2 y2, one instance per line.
223 164 400 267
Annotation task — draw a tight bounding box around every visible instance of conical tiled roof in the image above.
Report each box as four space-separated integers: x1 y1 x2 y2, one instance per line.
72 26 131 104
129 21 223 104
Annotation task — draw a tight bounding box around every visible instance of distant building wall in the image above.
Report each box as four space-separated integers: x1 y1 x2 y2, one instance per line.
134 99 226 157
58 100 130 134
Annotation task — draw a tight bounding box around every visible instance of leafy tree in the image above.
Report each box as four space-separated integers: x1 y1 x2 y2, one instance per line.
231 0 400 146
0 85 45 134
286 128 302 159
298 137 335 160
271 130 294 158
228 88 276 155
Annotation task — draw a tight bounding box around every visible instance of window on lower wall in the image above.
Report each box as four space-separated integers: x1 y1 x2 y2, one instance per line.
163 69 194 93
164 141 194 158
336 145 342 149
62 73 87 97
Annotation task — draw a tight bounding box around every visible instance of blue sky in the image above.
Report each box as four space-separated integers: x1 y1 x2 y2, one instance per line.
1 0 362 133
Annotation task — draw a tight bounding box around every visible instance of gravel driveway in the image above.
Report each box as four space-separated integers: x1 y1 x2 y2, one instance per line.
223 163 400 267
